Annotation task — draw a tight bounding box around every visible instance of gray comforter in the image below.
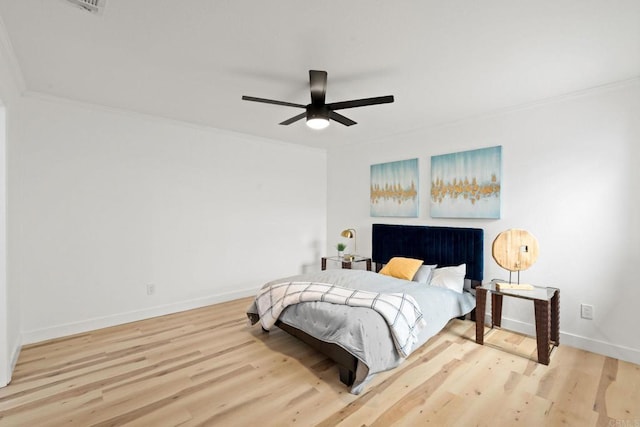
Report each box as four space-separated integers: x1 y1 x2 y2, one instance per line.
246 269 475 394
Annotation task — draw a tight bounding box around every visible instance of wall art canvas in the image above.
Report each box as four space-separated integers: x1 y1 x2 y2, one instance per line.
370 158 418 217
430 146 502 219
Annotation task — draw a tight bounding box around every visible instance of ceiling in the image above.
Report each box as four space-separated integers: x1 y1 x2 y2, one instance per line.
1 1 639 149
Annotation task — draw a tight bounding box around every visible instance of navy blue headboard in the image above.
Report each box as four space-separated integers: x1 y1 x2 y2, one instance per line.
372 224 484 282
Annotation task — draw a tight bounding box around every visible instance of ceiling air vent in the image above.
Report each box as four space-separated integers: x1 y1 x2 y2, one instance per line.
64 0 106 15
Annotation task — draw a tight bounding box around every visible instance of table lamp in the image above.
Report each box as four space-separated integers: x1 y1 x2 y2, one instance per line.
340 228 357 257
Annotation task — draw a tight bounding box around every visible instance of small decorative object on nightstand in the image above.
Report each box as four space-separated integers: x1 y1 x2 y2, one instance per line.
492 228 540 284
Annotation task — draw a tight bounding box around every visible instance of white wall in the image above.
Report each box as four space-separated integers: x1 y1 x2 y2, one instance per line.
10 95 327 343
0 31 22 386
327 79 640 364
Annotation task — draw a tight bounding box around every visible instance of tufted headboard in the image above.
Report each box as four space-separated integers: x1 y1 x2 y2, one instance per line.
372 224 484 284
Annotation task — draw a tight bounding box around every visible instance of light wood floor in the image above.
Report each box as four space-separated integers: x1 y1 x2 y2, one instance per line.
1 297 639 426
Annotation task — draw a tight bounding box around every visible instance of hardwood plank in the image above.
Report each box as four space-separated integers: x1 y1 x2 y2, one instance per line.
604 359 640 420
0 297 639 426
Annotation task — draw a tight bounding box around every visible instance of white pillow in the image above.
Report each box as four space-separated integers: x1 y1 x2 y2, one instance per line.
412 264 438 284
429 264 466 293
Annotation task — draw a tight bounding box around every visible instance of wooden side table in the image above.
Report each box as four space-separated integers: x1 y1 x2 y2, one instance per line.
321 256 372 271
475 282 559 365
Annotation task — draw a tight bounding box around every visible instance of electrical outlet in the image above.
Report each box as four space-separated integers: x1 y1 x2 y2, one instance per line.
146 284 155 295
580 303 593 320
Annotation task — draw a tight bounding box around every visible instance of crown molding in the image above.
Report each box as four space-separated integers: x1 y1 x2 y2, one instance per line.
351 75 640 149
22 89 326 154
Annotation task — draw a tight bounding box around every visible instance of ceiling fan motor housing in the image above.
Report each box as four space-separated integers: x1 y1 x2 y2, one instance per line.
306 104 329 121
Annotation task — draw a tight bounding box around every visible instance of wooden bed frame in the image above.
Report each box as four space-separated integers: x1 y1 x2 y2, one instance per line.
272 224 484 387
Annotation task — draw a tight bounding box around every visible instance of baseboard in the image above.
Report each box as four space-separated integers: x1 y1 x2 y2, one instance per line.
21 288 257 345
490 316 640 366
20 296 640 366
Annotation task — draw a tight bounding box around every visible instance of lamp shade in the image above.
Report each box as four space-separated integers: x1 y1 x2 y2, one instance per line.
340 229 355 239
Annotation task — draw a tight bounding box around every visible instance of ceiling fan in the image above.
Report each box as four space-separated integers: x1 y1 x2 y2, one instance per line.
242 70 394 130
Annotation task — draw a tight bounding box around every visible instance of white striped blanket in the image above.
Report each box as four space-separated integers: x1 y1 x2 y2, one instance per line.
254 281 426 358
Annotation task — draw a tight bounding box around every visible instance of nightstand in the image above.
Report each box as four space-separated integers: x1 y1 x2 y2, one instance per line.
475 282 559 365
321 256 372 271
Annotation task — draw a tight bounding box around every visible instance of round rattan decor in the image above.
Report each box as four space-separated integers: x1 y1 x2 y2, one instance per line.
492 229 539 272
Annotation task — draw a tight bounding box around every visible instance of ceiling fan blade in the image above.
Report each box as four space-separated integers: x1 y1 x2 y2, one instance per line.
329 111 357 126
309 70 327 105
327 95 394 111
242 95 305 109
279 112 307 125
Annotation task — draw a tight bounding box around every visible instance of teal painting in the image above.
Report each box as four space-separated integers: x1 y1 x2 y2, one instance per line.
431 146 502 219
370 158 419 217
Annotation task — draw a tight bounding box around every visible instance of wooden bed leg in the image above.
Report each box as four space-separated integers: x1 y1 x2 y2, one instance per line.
338 366 355 386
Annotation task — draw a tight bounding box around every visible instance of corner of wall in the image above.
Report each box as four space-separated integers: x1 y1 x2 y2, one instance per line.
0 12 26 95
7 334 21 384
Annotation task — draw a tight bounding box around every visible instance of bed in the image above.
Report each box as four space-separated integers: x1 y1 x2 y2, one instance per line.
246 224 484 394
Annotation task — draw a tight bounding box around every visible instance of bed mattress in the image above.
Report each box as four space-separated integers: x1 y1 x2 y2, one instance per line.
247 269 475 393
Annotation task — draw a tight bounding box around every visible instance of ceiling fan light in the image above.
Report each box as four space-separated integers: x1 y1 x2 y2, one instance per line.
306 117 330 130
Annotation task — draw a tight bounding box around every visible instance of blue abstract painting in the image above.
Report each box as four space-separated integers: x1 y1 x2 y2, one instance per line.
430 146 502 219
370 158 419 217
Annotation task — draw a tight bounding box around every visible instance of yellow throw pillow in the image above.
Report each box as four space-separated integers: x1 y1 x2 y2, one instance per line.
379 257 423 280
